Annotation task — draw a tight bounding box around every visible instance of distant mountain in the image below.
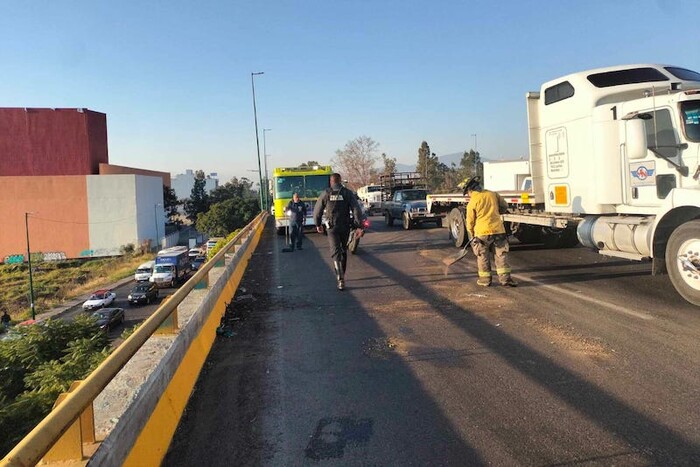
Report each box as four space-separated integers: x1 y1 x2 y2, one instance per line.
439 152 463 167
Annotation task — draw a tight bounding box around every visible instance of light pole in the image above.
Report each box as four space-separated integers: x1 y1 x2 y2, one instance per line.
154 203 162 251
471 133 478 177
263 128 272 210
25 212 36 320
251 71 265 211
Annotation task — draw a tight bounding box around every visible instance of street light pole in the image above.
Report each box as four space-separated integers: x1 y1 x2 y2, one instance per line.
25 212 36 320
263 128 271 210
154 204 161 251
251 71 265 211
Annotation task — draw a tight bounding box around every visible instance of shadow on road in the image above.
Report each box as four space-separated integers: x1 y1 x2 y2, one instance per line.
358 252 700 464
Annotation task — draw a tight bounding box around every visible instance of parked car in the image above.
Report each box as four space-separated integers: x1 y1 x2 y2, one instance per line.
190 255 207 271
128 282 159 306
82 290 116 311
92 308 125 331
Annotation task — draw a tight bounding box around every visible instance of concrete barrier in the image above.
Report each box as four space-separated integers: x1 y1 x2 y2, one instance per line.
91 217 265 466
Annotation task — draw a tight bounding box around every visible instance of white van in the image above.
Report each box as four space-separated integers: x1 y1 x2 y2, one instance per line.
206 237 224 254
134 261 155 282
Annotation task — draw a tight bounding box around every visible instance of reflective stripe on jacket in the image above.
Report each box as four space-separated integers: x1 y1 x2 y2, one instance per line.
466 189 507 237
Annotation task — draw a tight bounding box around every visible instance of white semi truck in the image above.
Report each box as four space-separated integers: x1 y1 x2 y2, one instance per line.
427 64 700 306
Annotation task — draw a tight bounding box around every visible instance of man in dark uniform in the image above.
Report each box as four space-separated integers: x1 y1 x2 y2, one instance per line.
314 173 365 290
286 192 307 251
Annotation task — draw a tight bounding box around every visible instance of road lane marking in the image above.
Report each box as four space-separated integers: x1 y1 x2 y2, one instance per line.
521 278 654 321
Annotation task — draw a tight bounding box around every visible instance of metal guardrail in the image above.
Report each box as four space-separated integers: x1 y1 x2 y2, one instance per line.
2 212 267 466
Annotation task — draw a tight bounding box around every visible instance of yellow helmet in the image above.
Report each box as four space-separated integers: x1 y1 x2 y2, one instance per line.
460 176 481 195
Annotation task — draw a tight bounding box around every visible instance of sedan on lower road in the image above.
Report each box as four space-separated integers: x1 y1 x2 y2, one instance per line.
92 308 125 331
128 282 159 306
82 290 116 311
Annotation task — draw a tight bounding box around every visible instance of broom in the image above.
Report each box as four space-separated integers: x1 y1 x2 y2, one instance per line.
442 238 473 272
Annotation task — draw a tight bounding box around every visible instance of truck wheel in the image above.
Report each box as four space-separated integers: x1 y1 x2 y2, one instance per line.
666 220 700 306
449 208 467 247
276 227 285 236
385 212 394 227
402 212 413 230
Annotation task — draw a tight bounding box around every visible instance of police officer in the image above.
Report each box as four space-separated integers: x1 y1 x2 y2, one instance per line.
314 173 365 290
286 192 307 251
464 176 517 287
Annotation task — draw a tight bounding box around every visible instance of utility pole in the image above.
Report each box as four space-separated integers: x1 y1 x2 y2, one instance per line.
25 212 36 320
263 128 272 210
154 204 161 251
251 71 265 211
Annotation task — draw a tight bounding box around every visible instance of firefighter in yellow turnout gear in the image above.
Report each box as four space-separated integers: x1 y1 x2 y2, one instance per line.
463 177 517 287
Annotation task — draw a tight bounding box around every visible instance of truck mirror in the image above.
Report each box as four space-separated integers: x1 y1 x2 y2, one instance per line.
626 118 648 160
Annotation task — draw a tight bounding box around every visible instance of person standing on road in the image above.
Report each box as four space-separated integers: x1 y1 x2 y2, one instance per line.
464 177 517 287
286 192 307 251
314 173 365 290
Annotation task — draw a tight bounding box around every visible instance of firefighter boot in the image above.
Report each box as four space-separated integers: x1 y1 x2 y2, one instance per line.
334 261 345 291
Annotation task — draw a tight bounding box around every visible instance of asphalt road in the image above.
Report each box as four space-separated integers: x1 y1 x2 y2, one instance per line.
62 279 181 342
165 216 700 465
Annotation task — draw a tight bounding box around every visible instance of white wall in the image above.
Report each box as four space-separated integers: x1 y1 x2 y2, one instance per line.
135 175 165 249
86 175 164 256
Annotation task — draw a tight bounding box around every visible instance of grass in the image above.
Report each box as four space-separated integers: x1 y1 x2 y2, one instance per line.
0 253 153 321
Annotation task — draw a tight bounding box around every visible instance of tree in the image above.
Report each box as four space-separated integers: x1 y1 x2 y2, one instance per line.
459 149 483 180
0 316 109 457
162 185 180 224
415 141 441 190
381 153 397 177
196 198 259 237
184 170 210 223
209 177 256 205
332 136 379 189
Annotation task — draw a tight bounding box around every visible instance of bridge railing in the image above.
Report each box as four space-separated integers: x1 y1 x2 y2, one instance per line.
2 212 268 466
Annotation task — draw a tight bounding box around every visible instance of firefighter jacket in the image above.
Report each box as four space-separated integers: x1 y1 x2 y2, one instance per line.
466 189 508 237
313 184 363 230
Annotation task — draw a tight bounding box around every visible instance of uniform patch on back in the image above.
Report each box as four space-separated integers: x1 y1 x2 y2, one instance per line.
329 195 344 201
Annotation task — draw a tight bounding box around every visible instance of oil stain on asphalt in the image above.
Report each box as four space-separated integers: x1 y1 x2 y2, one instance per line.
305 417 374 460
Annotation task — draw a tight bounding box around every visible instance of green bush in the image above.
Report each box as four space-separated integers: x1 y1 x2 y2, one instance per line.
0 316 110 457
207 229 242 260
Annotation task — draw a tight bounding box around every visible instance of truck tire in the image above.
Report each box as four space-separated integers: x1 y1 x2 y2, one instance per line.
666 220 700 306
385 212 394 227
449 208 468 247
402 212 413 230
276 227 285 236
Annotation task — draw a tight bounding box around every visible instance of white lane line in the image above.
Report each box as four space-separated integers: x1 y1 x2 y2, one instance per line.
442 258 654 320
520 277 654 321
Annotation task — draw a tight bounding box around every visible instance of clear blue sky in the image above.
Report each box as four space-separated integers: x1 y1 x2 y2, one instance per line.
0 0 697 183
